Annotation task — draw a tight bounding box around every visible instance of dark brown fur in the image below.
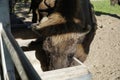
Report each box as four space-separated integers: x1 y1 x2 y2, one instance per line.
33 25 90 70
32 0 96 70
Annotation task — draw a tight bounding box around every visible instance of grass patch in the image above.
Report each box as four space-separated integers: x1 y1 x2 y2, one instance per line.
91 0 120 15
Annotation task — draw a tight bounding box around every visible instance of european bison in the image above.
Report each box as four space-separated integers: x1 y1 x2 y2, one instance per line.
32 0 97 70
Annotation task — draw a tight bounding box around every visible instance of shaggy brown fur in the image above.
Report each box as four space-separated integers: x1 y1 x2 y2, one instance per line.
32 0 95 70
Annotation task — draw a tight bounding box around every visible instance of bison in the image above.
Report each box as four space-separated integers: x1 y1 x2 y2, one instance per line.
32 0 97 70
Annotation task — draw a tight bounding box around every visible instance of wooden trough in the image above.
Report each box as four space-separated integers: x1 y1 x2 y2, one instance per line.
0 22 92 80
0 0 93 80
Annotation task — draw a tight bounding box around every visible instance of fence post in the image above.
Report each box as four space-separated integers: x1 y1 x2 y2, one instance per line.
0 0 11 31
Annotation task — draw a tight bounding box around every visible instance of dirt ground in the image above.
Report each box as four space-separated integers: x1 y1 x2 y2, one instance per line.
85 13 120 80
12 2 120 80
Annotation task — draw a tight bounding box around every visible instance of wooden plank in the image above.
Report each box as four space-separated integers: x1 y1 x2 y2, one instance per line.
39 57 91 80
0 0 11 31
0 24 29 80
2 38 16 80
24 51 43 73
0 0 14 79
1 23 16 80
40 65 91 80
0 23 9 80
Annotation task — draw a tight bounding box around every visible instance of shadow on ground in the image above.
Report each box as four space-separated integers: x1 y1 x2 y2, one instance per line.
95 11 120 19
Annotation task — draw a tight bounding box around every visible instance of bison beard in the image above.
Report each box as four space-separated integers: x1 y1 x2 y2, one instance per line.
32 0 93 70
